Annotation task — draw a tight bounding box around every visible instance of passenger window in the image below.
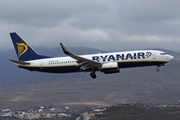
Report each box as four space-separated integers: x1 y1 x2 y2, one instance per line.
160 53 167 55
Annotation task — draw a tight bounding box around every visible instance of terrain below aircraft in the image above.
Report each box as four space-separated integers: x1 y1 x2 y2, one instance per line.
9 32 174 79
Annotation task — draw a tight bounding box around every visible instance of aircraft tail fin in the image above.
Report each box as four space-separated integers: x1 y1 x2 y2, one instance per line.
10 32 50 61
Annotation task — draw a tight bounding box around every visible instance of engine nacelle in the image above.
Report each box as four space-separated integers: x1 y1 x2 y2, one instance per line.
101 62 119 74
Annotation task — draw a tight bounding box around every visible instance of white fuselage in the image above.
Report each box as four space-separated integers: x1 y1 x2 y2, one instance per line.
17 50 174 73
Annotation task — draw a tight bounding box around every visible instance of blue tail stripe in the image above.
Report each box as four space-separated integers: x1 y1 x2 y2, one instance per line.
10 32 50 61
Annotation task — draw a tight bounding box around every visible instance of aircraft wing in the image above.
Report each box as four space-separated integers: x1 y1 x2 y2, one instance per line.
60 43 102 70
9 59 30 65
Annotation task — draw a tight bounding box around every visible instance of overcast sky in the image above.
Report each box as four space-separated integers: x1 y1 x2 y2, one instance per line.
0 0 180 52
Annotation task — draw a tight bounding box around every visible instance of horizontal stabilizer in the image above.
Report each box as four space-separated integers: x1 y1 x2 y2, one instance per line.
9 59 30 65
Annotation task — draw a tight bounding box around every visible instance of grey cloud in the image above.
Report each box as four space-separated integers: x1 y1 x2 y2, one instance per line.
112 0 180 36
0 0 110 27
0 0 180 52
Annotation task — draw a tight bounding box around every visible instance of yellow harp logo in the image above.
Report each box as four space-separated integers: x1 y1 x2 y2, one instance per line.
16 43 28 58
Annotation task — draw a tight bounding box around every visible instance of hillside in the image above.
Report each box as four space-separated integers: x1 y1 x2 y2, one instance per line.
93 104 180 120
0 47 179 87
0 60 180 109
0 47 180 109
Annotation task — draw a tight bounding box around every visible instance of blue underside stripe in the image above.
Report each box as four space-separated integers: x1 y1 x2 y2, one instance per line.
18 61 167 73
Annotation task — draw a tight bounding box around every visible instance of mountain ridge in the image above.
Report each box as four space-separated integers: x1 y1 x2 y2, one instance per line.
0 46 179 87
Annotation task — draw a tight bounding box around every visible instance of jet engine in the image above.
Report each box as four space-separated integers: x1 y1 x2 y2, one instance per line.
101 62 119 74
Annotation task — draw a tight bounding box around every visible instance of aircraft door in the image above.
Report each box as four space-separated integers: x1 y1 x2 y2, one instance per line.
152 53 156 60
39 61 44 70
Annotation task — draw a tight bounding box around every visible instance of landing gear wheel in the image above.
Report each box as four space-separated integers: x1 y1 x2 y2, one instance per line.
90 72 96 79
156 67 160 72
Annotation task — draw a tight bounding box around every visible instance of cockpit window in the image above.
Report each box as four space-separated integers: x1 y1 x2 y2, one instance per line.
160 53 167 55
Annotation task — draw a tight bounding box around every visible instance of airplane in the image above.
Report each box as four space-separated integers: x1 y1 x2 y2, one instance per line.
9 32 174 79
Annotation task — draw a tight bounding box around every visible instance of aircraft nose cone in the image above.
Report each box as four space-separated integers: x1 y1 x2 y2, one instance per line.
168 55 174 61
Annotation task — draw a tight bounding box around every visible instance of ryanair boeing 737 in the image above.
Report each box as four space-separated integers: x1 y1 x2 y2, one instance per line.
9 32 174 79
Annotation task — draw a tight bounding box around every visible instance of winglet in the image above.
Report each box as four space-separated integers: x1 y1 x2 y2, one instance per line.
60 43 71 54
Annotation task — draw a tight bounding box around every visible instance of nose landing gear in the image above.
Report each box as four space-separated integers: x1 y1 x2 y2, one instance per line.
156 64 164 72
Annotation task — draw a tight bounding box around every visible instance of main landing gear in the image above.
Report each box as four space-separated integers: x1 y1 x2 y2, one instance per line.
90 72 96 79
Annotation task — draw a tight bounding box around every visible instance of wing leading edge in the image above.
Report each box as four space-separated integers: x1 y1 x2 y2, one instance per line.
60 43 102 70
